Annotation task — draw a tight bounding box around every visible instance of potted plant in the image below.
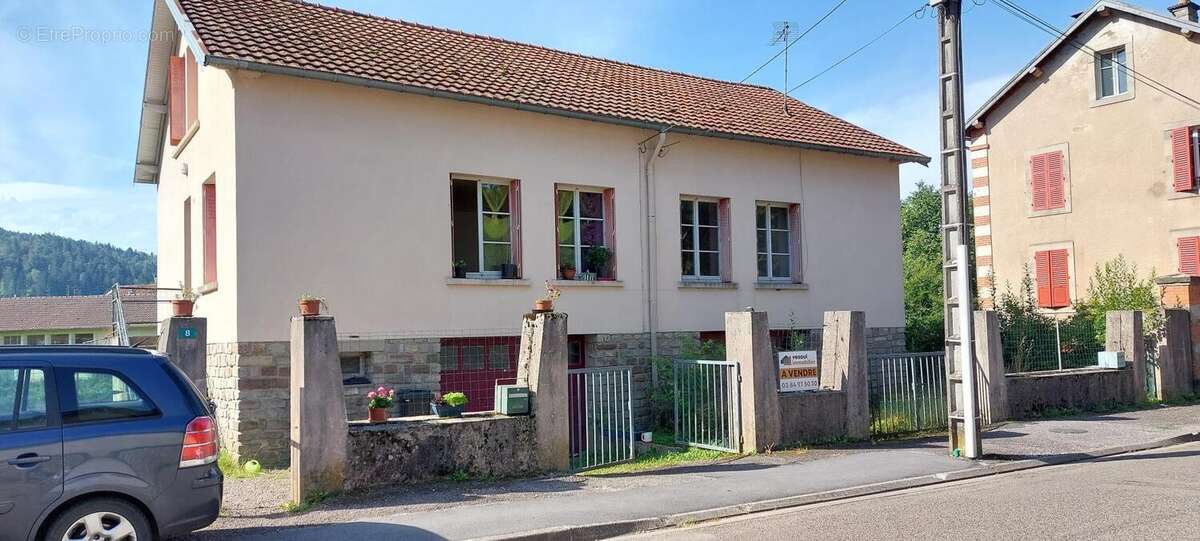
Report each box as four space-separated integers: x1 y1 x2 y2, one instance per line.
452 259 468 279
586 246 612 279
173 283 197 317
431 391 468 417
560 262 577 280
367 386 395 423
298 294 323 316
534 280 561 312
500 263 518 280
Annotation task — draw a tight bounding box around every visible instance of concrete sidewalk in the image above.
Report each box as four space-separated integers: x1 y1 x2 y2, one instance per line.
191 403 1200 541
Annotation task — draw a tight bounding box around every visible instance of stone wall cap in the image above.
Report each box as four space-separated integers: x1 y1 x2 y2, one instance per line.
348 412 525 430
1156 274 1199 285
1005 367 1123 379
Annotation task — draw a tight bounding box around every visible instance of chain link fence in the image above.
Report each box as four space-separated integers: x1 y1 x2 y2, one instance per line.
1000 316 1104 374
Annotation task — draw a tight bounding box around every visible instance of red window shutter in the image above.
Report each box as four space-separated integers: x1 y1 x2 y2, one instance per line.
1045 151 1065 209
168 55 185 145
602 188 616 280
510 180 522 278
1179 236 1200 276
1171 127 1195 192
1034 251 1052 307
185 49 199 130
1049 249 1071 308
203 183 217 285
788 203 802 283
718 198 732 282
1029 153 1049 211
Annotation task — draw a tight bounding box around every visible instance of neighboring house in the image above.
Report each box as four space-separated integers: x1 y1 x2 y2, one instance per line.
968 0 1200 311
133 0 926 463
0 287 159 348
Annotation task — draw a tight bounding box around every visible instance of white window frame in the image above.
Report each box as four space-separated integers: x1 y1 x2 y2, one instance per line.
680 197 722 281
454 176 514 279
557 187 607 275
1095 46 1128 100
756 202 791 282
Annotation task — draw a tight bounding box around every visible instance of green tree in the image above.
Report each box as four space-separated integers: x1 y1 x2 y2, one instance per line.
1074 255 1162 343
901 183 946 352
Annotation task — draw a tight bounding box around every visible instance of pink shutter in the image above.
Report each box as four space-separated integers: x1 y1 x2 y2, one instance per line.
1046 151 1065 209
1034 251 1052 308
1179 236 1200 276
1172 127 1195 192
1030 153 1048 211
168 55 185 145
203 183 217 284
603 188 616 280
788 204 802 283
185 49 199 130
510 180 522 278
1049 249 1070 308
718 198 732 282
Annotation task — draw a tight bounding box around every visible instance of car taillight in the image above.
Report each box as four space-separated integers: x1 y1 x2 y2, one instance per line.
180 416 218 468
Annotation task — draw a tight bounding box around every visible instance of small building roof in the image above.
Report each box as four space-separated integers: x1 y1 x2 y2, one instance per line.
0 287 159 333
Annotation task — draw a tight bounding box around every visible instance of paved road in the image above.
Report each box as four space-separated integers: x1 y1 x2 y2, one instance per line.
628 441 1200 541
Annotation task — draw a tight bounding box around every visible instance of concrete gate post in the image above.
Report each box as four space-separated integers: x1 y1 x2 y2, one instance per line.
289 315 348 503
1158 309 1195 400
516 312 569 471
159 316 208 397
726 310 781 453
1105 311 1146 403
974 311 1008 424
818 311 868 440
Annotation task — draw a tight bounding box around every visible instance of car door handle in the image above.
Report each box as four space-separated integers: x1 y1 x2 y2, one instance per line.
7 453 52 467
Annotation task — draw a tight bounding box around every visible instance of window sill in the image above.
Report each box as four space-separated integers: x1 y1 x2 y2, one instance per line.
445 278 530 286
1167 190 1198 200
551 280 623 287
755 281 809 290
198 282 218 295
170 122 201 159
1028 207 1071 218
678 281 737 290
1089 92 1134 108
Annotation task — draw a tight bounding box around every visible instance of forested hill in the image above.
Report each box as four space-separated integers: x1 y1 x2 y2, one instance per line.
0 228 155 297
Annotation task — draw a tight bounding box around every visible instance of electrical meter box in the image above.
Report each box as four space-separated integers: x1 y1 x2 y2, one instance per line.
1097 351 1126 369
495 384 530 415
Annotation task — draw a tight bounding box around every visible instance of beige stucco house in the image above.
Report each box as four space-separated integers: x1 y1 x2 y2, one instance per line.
133 0 925 463
968 0 1200 312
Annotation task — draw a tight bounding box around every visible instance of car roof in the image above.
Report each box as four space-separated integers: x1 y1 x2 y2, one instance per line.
0 346 162 363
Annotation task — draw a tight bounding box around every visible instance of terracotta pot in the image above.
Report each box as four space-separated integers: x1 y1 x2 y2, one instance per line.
561 268 576 280
172 299 194 317
533 299 553 312
299 299 321 316
368 407 388 423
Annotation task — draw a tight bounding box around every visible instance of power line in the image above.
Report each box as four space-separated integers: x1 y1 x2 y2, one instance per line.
990 0 1200 111
787 2 928 94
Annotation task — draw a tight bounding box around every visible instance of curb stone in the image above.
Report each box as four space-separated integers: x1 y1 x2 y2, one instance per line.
474 432 1200 541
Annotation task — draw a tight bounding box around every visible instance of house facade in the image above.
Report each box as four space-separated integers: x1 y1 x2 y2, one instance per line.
968 1 1200 311
134 0 925 464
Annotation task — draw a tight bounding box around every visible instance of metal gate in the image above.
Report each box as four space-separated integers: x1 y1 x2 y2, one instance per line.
868 352 948 436
673 360 741 452
568 366 634 470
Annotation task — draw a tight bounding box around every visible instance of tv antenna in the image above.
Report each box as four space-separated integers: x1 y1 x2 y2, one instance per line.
769 21 798 115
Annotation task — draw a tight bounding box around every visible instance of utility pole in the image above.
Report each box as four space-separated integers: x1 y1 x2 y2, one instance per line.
932 0 980 459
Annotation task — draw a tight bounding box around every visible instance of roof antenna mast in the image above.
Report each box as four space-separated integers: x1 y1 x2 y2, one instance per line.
770 21 797 116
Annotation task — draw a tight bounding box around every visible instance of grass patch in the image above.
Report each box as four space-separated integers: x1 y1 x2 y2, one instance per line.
580 446 731 476
282 490 334 514
218 450 263 480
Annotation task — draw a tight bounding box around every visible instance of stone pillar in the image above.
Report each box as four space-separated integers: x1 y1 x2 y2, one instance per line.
818 311 868 440
1159 309 1195 400
289 316 348 503
726 310 781 452
516 312 569 471
159 317 208 397
1158 275 1200 388
973 311 1008 424
1105 311 1146 403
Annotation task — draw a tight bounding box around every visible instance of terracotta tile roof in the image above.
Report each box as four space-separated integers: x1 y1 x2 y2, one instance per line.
178 0 927 164
0 287 159 333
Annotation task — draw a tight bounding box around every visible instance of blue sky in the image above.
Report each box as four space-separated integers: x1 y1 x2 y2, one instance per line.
0 0 1105 252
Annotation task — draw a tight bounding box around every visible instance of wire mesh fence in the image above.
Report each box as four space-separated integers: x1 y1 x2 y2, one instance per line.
1000 316 1104 374
867 352 948 436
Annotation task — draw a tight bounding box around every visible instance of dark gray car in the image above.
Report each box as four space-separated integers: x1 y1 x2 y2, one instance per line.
0 346 222 541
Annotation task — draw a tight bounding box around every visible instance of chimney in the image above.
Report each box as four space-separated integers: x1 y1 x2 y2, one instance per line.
1169 1 1199 22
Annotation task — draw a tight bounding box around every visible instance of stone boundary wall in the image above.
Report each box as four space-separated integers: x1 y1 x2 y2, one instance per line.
344 414 538 490
1006 367 1138 419
778 390 847 444
866 327 906 356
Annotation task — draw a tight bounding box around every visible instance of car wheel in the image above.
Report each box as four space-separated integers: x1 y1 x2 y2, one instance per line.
44 498 151 541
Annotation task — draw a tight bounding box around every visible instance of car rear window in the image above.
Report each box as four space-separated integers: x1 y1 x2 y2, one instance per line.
58 369 159 424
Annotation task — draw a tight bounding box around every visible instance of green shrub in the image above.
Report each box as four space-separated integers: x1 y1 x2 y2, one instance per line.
440 392 468 407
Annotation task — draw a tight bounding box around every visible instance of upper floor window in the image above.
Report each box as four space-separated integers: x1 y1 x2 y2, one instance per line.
1170 126 1199 193
1095 47 1128 100
168 49 200 146
203 182 217 286
1179 236 1200 276
680 197 729 281
556 187 615 280
451 177 522 279
1029 150 1066 212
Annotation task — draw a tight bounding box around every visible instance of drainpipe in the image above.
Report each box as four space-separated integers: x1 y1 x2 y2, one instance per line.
642 130 668 382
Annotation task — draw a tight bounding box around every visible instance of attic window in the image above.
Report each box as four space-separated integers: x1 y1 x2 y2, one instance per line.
1095 46 1128 99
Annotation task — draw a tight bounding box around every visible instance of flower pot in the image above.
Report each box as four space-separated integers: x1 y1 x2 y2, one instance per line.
431 402 464 418
533 299 554 313
561 268 576 280
299 299 321 316
368 407 388 423
500 263 518 279
172 299 194 317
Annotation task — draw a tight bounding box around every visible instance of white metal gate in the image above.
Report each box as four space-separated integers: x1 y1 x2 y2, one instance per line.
673 360 741 453
868 352 949 436
568 366 634 470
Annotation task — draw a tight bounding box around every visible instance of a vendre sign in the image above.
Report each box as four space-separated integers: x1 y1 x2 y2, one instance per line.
777 350 818 392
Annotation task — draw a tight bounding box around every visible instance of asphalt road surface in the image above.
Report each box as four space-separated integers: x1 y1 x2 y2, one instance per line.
627 441 1200 541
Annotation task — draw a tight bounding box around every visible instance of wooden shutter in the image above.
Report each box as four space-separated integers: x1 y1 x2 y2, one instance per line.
788 203 802 283
1035 251 1053 307
168 55 185 145
718 198 732 282
603 188 616 280
1045 151 1065 209
1171 127 1195 192
185 49 199 131
1179 236 1200 276
510 180 522 278
203 183 217 285
1049 249 1071 308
